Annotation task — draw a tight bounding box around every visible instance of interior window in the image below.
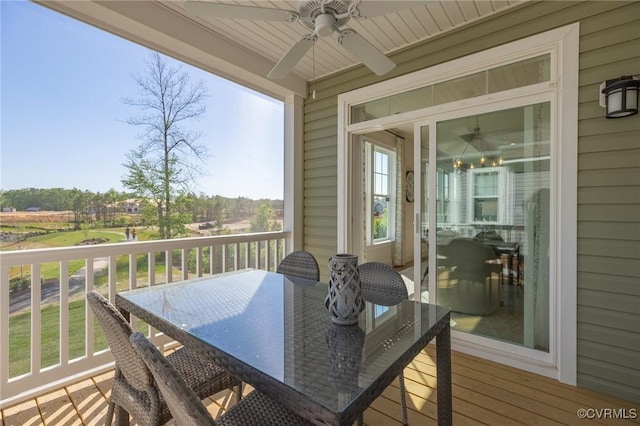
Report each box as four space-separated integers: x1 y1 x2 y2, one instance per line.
366 143 396 244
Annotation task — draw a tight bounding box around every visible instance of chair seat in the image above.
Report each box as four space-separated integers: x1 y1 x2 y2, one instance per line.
218 390 315 426
129 331 315 426
167 347 240 399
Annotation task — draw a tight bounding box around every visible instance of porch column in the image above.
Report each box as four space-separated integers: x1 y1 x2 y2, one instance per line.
284 93 304 252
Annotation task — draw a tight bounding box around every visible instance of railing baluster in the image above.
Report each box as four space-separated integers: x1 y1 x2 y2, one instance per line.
209 245 214 275
181 248 188 281
165 250 172 283
60 261 69 366
148 252 156 287
85 257 95 360
31 263 42 376
266 239 271 271
196 247 203 277
129 253 137 290
233 243 240 271
108 256 117 301
222 245 227 272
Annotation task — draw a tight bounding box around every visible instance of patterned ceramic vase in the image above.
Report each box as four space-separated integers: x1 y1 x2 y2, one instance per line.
325 254 365 325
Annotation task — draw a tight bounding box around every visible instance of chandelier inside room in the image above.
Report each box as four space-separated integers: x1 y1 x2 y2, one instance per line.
453 117 503 172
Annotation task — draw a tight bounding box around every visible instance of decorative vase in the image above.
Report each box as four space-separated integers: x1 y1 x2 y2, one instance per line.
324 254 365 325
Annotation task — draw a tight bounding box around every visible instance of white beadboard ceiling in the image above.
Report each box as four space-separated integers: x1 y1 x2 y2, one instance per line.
166 0 525 81
38 0 525 97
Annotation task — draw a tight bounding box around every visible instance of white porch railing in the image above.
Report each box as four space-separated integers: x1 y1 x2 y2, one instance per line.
0 231 289 408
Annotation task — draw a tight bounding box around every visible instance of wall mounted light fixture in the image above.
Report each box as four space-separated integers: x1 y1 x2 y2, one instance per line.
600 75 640 119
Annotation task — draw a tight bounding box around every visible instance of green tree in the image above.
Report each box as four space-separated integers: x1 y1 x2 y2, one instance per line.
208 196 227 232
250 201 281 232
105 188 121 226
121 52 209 239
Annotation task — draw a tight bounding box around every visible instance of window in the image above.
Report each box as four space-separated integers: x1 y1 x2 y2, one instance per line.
472 170 499 222
466 165 514 225
366 143 396 244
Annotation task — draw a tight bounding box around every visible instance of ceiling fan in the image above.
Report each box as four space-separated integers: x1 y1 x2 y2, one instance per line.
184 1 425 79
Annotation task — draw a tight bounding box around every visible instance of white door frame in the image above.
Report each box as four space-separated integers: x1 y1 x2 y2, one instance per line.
337 24 578 384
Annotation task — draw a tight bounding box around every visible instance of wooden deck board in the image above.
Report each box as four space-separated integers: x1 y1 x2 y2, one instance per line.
36 388 79 426
2 347 638 426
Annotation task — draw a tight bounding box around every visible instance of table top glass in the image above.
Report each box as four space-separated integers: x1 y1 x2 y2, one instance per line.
117 269 450 421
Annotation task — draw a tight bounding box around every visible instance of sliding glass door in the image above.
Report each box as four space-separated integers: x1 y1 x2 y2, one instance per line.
417 103 551 352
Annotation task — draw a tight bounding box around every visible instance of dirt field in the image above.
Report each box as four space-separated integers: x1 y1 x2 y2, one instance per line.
1 211 280 235
0 210 73 226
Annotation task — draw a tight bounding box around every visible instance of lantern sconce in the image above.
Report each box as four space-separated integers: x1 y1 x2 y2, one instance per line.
599 75 640 119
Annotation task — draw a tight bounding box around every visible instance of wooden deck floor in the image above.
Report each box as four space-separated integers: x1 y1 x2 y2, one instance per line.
2 345 638 426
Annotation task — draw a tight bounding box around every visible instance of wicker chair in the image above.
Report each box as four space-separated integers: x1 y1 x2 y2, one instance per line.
129 332 315 426
358 262 410 426
439 238 501 315
276 250 320 281
86 291 241 426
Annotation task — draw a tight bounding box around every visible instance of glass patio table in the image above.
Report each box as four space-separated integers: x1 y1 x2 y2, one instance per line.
116 269 452 425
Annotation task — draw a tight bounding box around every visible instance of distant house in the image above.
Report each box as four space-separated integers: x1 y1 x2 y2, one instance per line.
25 207 41 212
121 199 141 214
2 207 16 212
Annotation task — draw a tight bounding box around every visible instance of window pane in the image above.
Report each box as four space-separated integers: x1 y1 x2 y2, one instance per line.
388 86 433 117
373 196 388 240
488 54 550 93
474 172 499 196
433 71 486 105
374 174 383 194
473 198 498 221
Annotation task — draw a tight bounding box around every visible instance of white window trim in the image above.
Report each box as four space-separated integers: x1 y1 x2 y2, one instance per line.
337 24 578 385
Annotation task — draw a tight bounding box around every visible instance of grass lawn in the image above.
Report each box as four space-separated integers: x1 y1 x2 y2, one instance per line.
9 296 149 378
27 230 124 247
9 298 108 377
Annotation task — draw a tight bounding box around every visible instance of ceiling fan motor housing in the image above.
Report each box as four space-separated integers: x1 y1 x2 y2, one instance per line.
298 0 351 32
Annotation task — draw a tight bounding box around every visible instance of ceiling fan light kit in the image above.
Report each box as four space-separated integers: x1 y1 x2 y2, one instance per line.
184 1 422 79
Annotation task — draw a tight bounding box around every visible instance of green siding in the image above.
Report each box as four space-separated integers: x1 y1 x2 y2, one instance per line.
302 1 640 402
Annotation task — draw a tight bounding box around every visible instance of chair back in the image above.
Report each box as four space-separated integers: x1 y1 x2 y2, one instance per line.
442 238 498 281
277 251 320 281
129 332 217 426
86 290 153 392
358 262 408 305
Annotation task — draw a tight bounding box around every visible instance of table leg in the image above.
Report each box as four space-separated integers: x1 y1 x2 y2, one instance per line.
436 321 452 426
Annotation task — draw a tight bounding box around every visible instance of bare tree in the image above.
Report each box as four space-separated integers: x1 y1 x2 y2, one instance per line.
121 52 209 239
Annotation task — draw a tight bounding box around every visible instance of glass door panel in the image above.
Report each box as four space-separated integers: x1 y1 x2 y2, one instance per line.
433 103 551 352
418 125 429 302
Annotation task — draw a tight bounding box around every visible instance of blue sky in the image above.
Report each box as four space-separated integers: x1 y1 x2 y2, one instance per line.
1 0 284 200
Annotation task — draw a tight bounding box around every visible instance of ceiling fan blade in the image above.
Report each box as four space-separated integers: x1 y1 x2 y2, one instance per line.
337 29 395 76
267 35 315 80
184 1 298 22
353 1 428 18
